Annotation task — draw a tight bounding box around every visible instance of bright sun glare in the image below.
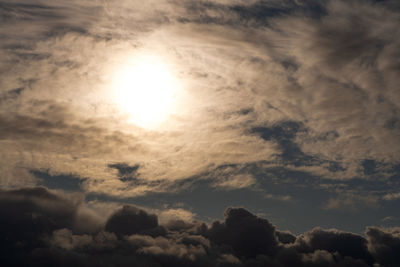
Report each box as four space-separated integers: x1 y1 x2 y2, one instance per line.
112 55 180 129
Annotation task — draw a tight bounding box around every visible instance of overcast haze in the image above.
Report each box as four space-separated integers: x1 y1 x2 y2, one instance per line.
1 0 400 266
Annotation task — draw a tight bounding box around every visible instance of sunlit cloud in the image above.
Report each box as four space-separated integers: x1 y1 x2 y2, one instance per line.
1 0 400 253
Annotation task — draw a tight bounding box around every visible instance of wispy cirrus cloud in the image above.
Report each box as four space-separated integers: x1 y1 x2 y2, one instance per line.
1 0 400 238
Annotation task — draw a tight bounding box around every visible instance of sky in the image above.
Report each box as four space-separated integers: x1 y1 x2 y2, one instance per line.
1 0 400 266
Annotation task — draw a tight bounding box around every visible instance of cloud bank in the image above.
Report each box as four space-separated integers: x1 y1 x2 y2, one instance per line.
1 187 399 267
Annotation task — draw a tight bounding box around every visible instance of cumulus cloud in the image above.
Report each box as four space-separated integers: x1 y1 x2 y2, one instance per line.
1 187 400 267
105 205 160 236
366 227 400 267
0 187 78 241
207 207 278 258
51 228 93 250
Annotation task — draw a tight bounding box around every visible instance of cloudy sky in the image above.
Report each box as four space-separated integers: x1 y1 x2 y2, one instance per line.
1 0 400 266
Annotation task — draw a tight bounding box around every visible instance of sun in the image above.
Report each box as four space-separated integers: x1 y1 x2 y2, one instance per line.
111 55 180 129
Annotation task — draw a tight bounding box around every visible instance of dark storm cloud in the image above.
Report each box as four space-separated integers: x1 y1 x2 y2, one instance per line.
206 207 278 258
0 187 77 242
293 227 374 264
105 205 160 236
275 230 296 244
2 186 400 267
0 187 79 265
366 227 400 267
